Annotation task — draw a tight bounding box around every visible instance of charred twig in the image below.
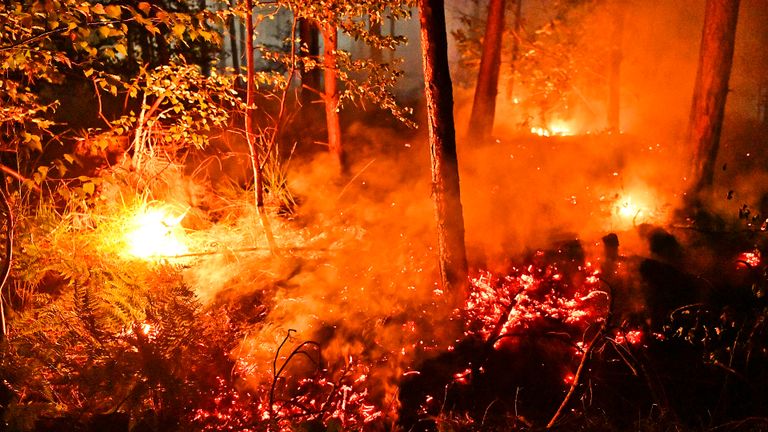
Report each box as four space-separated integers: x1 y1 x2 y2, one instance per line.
268 329 321 428
487 287 526 345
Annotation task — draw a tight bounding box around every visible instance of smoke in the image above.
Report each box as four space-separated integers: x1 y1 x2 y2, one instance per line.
168 0 768 417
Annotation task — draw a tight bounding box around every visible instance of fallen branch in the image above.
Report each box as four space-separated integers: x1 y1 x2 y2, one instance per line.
0 164 41 192
546 321 606 429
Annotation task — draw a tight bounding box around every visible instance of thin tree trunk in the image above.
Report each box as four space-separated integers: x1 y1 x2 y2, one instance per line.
245 0 264 207
607 1 625 132
468 0 506 140
687 0 740 200
321 23 345 175
506 0 523 100
299 18 320 107
228 0 240 72
198 0 211 76
370 15 383 64
417 0 469 297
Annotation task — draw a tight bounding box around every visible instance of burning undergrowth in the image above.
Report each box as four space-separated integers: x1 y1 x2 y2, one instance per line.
3 120 768 431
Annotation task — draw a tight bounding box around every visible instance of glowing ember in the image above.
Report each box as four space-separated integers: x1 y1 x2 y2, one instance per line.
614 329 643 345
464 263 608 349
738 250 761 267
124 205 189 259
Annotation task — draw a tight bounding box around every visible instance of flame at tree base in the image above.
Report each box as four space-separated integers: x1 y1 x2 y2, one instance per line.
123 204 189 260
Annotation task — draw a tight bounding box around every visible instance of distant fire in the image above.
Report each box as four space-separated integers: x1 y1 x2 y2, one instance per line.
610 191 660 228
124 205 189 259
530 120 574 137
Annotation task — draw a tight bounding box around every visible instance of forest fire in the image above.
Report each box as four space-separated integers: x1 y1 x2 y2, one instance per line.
3 0 768 431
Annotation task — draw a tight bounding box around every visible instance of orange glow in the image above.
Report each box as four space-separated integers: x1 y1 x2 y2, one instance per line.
530 120 574 137
738 251 761 267
124 205 189 260
612 192 655 228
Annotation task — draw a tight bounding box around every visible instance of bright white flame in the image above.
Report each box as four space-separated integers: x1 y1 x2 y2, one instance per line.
617 197 643 219
612 193 656 228
125 206 189 259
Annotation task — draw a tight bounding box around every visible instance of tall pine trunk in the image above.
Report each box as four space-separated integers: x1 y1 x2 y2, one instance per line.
468 0 506 140
687 0 740 200
228 0 240 73
244 0 264 207
322 23 345 175
506 0 523 100
418 0 469 297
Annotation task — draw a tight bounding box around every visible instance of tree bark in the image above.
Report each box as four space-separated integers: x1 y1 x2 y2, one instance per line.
417 0 469 297
228 0 240 73
369 15 383 65
468 0 506 141
321 23 345 175
299 18 320 108
607 1 625 132
198 0 211 76
245 0 264 207
687 0 740 199
506 0 523 100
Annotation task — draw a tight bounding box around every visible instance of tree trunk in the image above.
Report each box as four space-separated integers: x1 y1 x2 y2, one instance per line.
321 23 345 175
468 0 506 141
299 18 321 107
687 0 740 199
607 0 625 132
244 0 264 207
369 15 383 65
198 0 211 76
417 0 469 297
506 0 523 100
228 0 240 73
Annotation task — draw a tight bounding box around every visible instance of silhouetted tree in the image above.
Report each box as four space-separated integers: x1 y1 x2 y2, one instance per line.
468 0 506 140
244 0 265 207
418 0 469 297
298 18 321 108
228 0 240 73
321 23 345 174
687 0 740 201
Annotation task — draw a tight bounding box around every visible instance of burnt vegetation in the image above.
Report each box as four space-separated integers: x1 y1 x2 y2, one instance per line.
1 0 768 431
